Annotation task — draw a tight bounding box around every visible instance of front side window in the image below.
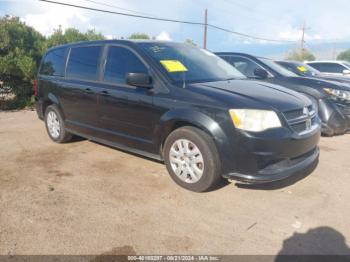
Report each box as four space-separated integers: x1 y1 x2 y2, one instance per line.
137 42 245 83
227 56 264 78
40 47 67 76
104 46 148 84
308 63 323 71
66 46 102 81
310 63 347 73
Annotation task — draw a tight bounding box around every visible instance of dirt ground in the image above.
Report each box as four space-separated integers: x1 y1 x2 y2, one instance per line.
0 110 350 256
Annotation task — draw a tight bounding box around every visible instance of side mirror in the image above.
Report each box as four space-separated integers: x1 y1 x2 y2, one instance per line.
126 73 152 88
254 68 269 79
342 69 350 75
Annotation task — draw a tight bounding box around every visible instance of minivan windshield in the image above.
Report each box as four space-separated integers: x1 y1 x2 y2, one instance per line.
259 58 298 77
137 42 246 83
279 61 321 77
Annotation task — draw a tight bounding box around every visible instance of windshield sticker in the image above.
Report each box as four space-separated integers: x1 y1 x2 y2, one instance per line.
160 60 188 73
297 66 308 72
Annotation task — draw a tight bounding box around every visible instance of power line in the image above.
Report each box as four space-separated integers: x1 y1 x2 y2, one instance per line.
81 0 161 18
38 0 296 43
39 0 203 25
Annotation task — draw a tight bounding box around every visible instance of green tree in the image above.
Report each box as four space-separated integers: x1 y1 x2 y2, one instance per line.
0 16 107 110
0 15 45 109
337 49 350 62
128 33 151 40
287 49 316 61
85 29 105 41
184 39 197 46
46 26 105 48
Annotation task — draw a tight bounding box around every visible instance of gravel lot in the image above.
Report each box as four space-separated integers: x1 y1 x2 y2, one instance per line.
1 110 350 256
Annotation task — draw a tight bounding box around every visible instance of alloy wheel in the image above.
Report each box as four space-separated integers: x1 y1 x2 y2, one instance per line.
47 111 61 139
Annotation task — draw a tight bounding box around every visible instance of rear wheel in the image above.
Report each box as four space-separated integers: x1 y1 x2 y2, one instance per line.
45 105 72 143
164 126 222 192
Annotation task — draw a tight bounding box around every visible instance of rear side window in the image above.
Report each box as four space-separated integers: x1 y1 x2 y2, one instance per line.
66 46 102 81
104 46 148 84
309 63 346 73
40 47 67 76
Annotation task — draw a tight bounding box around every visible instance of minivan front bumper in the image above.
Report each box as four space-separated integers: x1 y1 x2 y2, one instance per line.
221 125 321 184
223 147 319 183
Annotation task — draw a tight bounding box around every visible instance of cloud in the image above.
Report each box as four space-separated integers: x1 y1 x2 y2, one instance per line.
206 0 350 45
2 0 186 38
279 29 322 42
156 31 171 41
1 0 350 57
22 11 91 36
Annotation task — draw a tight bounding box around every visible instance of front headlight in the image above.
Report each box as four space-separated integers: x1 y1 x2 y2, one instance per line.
324 88 350 101
229 109 282 132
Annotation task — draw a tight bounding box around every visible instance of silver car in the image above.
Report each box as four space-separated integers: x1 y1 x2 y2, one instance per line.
306 61 350 77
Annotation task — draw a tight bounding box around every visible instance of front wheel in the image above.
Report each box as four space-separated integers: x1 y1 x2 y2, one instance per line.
163 126 222 192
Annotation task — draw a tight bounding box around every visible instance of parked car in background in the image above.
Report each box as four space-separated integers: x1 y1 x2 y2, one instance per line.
277 60 350 85
35 41 321 192
216 52 350 136
277 60 324 77
306 61 350 77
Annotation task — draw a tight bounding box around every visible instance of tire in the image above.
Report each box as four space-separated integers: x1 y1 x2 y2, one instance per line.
163 126 222 192
44 105 72 143
302 94 331 136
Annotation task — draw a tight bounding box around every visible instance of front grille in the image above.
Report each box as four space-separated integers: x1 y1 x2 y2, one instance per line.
283 105 317 134
335 102 350 116
291 121 308 133
283 105 314 121
283 109 304 121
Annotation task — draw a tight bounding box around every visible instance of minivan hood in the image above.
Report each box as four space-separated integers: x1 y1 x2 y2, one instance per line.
283 76 350 91
191 79 310 112
319 75 350 85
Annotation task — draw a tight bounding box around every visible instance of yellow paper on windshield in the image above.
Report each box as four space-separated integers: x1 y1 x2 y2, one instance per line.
160 60 188 73
297 66 307 72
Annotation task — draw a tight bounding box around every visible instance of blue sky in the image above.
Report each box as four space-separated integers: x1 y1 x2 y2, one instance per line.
1 0 350 58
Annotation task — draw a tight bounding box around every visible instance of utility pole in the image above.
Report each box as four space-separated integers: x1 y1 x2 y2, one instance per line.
300 21 306 54
300 21 310 55
203 9 208 49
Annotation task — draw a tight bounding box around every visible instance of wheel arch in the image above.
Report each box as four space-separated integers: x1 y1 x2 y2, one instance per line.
42 93 65 119
155 109 231 162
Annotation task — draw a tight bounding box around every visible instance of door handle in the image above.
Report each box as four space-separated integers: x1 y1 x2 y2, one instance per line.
100 90 110 96
85 88 93 94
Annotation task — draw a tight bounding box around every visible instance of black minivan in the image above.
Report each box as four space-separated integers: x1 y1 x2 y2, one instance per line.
35 40 321 192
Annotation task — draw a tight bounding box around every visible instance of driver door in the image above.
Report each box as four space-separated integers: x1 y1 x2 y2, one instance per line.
96 45 159 153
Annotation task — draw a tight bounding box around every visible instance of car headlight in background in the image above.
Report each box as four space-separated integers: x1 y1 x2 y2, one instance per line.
229 109 282 132
324 88 350 101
